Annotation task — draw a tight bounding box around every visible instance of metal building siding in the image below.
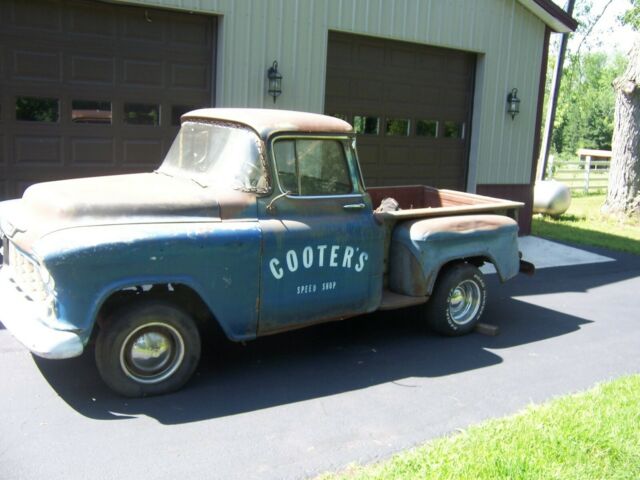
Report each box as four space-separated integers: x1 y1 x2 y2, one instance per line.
115 0 546 185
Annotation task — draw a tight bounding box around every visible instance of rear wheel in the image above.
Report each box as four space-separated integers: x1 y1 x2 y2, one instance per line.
423 263 486 336
95 300 201 397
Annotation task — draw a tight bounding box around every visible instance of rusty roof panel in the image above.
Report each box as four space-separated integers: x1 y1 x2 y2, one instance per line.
182 108 353 140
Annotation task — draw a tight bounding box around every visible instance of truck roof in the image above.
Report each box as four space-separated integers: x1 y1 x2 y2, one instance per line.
181 108 353 139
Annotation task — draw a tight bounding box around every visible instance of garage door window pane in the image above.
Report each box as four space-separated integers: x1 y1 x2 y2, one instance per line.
386 118 410 136
416 120 438 137
16 97 59 122
124 103 160 126
72 100 112 124
443 121 465 139
353 116 379 135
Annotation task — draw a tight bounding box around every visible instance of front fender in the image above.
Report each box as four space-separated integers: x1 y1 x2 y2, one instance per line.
389 214 520 296
34 221 261 343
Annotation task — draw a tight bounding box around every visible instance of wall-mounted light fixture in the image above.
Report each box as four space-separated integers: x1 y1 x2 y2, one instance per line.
507 88 520 120
267 61 282 103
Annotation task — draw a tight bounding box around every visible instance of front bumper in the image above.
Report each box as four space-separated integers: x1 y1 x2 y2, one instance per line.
0 268 84 359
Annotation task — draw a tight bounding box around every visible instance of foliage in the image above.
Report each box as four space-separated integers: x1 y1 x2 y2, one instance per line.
541 0 629 156
551 52 626 155
15 97 59 122
621 0 640 30
320 375 640 480
533 194 640 255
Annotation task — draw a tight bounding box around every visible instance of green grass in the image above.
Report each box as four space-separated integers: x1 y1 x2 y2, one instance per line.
532 194 640 255
319 375 640 480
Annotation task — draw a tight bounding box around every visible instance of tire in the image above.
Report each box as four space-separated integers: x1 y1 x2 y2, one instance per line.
423 263 487 336
95 300 201 397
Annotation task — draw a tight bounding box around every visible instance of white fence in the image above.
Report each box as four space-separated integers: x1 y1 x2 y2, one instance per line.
547 150 611 193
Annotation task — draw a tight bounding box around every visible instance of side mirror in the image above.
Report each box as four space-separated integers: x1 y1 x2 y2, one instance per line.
266 190 291 214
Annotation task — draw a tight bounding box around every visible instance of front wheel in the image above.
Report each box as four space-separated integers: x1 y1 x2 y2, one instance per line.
423 263 487 336
95 300 201 397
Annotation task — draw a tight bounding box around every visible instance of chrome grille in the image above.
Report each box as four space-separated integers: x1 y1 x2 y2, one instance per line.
7 241 47 302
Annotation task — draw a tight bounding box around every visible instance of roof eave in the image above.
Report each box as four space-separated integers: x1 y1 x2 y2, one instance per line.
517 0 578 33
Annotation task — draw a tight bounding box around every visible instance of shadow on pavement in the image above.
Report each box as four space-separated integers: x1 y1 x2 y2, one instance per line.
34 297 590 424
31 248 640 425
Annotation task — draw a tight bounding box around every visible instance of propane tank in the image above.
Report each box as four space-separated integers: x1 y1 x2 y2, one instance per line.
533 180 571 216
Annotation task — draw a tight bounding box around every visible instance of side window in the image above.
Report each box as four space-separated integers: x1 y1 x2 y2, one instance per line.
273 140 298 194
273 139 353 196
297 140 352 195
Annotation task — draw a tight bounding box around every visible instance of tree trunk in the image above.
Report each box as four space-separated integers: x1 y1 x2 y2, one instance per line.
603 35 640 219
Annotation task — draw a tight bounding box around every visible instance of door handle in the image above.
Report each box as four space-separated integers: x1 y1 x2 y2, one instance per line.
343 203 366 210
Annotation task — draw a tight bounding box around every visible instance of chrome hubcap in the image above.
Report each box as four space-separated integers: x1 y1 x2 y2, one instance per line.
120 323 185 384
448 279 482 325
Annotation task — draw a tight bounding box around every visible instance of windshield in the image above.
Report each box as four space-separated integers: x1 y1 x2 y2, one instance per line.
158 121 268 193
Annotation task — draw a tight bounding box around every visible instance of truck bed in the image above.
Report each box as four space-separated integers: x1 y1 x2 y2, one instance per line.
368 185 523 221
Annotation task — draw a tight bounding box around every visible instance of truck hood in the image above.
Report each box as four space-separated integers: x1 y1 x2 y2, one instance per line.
1 173 226 251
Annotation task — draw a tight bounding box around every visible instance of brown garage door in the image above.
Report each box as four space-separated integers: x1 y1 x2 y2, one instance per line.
325 32 475 190
0 0 216 201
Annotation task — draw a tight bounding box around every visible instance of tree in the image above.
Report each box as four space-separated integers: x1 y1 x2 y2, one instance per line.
544 0 625 158
552 52 625 155
603 3 640 219
603 38 640 218
621 0 640 29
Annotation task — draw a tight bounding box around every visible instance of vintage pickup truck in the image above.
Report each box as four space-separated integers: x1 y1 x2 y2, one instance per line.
0 109 533 397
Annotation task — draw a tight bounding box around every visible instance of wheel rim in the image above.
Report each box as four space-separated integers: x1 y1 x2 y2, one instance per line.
120 322 185 384
448 279 482 326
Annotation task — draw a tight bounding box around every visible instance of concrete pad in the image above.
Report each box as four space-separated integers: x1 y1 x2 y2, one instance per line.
518 236 614 268
482 236 615 274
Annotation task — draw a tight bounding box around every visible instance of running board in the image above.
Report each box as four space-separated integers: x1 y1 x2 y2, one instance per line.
378 290 429 311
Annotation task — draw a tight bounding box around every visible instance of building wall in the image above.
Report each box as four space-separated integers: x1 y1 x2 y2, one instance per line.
115 0 546 187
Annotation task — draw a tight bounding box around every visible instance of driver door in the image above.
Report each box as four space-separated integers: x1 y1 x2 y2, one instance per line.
257 136 384 334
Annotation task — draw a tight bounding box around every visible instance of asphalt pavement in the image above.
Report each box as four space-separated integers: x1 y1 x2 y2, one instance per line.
1 238 639 479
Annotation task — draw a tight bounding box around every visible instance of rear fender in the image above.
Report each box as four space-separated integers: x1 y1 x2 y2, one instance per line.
389 214 520 296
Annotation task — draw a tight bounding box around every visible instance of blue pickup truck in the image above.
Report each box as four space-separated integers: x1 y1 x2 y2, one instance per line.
0 109 532 397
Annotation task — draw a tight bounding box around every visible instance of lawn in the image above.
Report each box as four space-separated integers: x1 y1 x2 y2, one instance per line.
320 375 640 480
532 193 640 255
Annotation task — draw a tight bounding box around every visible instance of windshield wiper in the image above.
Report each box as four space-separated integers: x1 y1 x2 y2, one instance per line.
154 169 172 178
155 169 207 188
188 177 207 188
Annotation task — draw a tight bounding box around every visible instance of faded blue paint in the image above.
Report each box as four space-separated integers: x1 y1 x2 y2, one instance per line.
35 221 262 342
257 196 385 333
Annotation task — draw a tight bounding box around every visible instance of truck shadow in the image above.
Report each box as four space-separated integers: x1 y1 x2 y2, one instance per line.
33 298 589 423
32 250 640 425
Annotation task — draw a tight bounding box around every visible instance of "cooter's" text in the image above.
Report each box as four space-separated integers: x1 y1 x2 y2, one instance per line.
269 245 368 280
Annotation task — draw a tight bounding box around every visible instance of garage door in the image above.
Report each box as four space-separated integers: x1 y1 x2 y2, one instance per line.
0 0 216 201
325 32 475 190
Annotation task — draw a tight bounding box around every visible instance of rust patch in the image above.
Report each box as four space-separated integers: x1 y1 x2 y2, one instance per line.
218 190 258 220
182 108 353 142
408 215 518 236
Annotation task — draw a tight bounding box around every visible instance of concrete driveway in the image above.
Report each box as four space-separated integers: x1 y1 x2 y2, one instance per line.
1 238 639 479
